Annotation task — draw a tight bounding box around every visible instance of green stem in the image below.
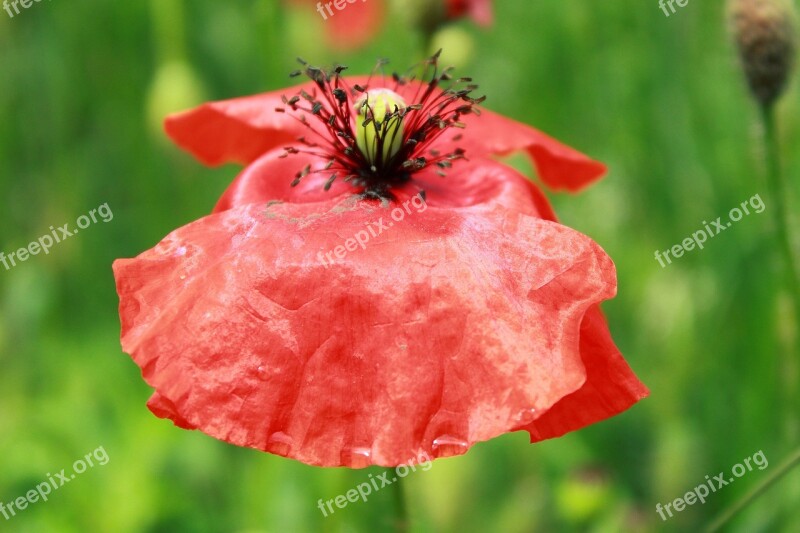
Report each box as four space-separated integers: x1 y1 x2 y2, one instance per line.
761 104 800 324
149 0 187 63
420 27 436 58
705 447 800 532
259 0 286 88
761 104 800 447
386 468 409 532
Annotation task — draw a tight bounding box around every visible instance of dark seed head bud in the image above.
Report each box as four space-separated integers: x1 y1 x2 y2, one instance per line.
728 0 798 107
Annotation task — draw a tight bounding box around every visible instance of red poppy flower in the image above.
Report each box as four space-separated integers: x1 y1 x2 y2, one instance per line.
286 0 491 52
447 0 492 26
285 0 386 51
114 55 647 467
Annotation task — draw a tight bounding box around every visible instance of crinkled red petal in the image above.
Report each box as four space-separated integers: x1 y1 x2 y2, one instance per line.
521 305 649 441
113 159 646 467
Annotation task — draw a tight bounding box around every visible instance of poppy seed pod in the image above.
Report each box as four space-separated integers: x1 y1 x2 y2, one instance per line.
355 89 408 166
728 0 798 107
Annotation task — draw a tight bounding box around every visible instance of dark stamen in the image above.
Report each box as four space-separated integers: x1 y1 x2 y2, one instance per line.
276 51 482 201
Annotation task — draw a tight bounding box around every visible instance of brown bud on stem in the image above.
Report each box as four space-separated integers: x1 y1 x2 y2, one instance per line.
728 0 798 107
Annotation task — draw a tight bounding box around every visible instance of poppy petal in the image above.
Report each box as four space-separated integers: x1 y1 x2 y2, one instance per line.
113 197 628 467
164 95 304 167
457 108 607 192
520 305 649 441
213 147 559 221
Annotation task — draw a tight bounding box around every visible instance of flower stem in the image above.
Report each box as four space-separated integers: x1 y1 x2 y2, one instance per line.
420 27 436 58
705 447 800 532
386 468 409 532
761 104 800 326
149 0 187 63
761 104 800 449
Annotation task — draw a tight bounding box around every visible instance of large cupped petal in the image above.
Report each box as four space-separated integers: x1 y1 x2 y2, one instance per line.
113 198 627 467
520 304 649 441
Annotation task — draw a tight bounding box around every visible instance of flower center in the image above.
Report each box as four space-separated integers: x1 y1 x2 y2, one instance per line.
355 89 407 166
276 52 484 200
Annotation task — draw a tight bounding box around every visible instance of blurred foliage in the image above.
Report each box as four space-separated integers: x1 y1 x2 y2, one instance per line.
1 0 799 531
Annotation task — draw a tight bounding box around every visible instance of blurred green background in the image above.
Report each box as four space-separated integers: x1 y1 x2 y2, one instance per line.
1 0 799 531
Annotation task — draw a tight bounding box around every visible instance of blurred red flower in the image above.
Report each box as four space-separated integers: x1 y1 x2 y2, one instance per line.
286 0 386 51
113 56 647 467
286 0 492 51
447 0 492 26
